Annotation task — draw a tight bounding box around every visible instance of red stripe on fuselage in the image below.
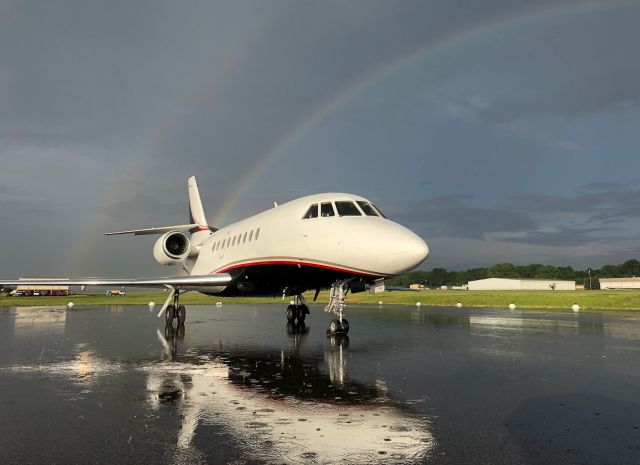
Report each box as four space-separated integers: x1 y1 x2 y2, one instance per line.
215 260 383 277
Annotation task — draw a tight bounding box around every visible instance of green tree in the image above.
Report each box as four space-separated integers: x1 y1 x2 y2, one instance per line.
429 268 450 288
488 263 518 278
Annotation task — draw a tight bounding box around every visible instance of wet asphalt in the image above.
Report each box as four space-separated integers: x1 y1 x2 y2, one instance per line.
1 303 639 464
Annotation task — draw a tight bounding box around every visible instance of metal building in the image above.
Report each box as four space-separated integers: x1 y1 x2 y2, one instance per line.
599 277 640 290
15 278 70 296
468 278 576 291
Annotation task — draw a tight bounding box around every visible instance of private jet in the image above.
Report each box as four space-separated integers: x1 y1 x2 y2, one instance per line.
1 177 429 333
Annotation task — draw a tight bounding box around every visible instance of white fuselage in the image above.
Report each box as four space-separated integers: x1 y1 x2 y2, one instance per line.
187 193 428 295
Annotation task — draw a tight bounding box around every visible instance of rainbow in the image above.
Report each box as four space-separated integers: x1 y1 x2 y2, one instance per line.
209 0 638 225
65 0 638 274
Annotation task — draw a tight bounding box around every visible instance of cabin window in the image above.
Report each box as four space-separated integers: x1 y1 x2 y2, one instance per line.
255 228 260 240
248 230 253 242
335 201 362 216
303 204 318 219
232 236 236 247
243 232 247 243
371 203 387 218
320 202 335 217
357 201 379 217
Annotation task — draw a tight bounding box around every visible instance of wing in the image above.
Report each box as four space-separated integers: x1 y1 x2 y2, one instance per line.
105 224 217 236
0 274 232 288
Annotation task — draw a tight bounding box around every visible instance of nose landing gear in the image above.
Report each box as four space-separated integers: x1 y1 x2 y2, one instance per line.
325 280 351 335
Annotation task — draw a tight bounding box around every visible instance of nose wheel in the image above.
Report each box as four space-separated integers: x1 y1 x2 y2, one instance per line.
325 280 352 334
328 318 349 334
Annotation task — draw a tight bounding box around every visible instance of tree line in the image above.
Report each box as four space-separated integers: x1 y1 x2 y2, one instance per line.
386 259 640 290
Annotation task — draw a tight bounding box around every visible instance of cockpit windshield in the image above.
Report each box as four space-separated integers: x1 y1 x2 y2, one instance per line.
371 203 387 218
335 201 362 216
303 204 318 219
320 202 335 217
302 199 385 219
356 201 379 217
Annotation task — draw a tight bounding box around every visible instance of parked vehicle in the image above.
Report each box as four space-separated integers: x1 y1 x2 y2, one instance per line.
106 290 126 296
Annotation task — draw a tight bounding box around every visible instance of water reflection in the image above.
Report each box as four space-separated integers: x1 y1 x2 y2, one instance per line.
143 323 434 463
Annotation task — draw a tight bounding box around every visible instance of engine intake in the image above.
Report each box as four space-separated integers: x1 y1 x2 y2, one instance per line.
154 232 191 265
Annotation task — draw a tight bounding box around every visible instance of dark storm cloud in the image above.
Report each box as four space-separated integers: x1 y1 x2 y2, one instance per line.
511 181 640 223
390 195 537 239
479 71 640 123
473 8 640 123
1 0 639 275
94 192 183 227
392 182 640 249
494 226 608 247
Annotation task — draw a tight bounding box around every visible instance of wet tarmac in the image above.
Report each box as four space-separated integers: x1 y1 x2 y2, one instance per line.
1 304 640 464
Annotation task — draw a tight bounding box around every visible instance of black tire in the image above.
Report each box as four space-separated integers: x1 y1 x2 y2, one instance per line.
177 305 186 325
341 319 349 334
165 305 175 324
176 323 185 339
329 334 349 348
329 319 342 334
286 305 298 322
164 322 174 339
297 305 307 322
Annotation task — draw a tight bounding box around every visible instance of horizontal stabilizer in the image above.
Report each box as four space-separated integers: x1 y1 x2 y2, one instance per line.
0 274 232 288
105 224 215 236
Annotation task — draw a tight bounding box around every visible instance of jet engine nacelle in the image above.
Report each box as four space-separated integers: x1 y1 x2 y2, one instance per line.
153 231 192 266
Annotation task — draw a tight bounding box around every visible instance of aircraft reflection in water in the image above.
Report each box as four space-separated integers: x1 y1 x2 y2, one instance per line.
145 323 435 464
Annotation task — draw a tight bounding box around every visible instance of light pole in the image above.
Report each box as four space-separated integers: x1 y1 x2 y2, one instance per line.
588 268 592 290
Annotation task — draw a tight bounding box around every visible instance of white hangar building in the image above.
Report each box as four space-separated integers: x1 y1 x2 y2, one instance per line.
468 278 576 291
599 277 640 290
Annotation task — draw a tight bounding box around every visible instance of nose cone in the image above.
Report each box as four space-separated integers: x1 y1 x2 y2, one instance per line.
398 231 429 272
378 222 429 275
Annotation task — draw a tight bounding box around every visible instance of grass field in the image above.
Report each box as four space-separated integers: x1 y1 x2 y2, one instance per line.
2 289 640 310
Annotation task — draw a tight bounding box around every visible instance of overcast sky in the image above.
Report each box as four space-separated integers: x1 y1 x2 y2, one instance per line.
1 0 640 277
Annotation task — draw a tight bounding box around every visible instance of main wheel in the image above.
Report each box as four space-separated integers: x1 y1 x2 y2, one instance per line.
329 319 342 334
297 305 308 322
286 305 298 322
341 319 349 334
165 305 175 324
286 322 295 335
177 305 186 325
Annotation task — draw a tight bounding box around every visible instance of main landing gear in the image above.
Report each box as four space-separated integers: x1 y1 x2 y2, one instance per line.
164 289 187 326
286 294 309 325
324 280 351 335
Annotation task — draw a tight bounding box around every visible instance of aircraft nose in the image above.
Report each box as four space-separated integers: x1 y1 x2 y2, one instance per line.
405 232 429 269
387 228 429 273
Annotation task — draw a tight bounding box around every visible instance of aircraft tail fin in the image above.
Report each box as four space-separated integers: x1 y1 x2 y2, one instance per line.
188 176 208 228
105 177 216 236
